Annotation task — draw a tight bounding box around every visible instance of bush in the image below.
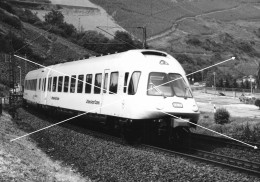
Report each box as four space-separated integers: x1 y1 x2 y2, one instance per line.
0 9 22 29
255 99 260 109
214 108 230 125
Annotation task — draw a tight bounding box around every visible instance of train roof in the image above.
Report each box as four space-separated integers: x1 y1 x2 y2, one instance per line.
25 49 183 78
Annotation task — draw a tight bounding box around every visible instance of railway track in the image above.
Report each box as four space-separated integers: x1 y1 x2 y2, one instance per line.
23 108 260 176
141 144 260 176
190 133 260 150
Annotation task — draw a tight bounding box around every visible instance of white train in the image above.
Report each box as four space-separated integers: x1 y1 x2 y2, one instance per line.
23 49 200 142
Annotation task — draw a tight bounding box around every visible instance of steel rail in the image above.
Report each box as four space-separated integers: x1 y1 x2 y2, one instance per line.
191 133 260 150
141 144 260 176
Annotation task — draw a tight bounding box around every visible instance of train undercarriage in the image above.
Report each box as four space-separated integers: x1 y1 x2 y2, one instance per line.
23 100 195 146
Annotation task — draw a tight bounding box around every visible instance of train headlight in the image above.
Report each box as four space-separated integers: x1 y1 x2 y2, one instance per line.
172 102 183 108
192 104 199 112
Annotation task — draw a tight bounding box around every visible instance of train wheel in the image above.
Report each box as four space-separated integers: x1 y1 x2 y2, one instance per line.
120 121 141 144
169 127 190 147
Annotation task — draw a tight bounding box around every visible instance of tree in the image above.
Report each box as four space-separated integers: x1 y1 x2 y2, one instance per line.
257 63 260 89
232 79 238 88
107 31 136 53
44 9 64 25
245 80 250 89
255 99 260 109
225 79 230 88
218 78 224 88
78 30 109 54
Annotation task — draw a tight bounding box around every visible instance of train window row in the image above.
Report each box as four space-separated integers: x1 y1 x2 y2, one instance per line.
25 71 141 95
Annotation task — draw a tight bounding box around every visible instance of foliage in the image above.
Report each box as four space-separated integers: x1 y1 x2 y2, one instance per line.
257 63 260 88
214 108 230 125
0 9 22 29
217 78 224 87
0 1 15 14
186 37 202 46
255 28 260 38
255 99 260 109
58 22 77 38
76 30 142 54
244 80 250 89
16 9 41 24
77 30 109 54
234 123 260 142
44 9 64 25
232 79 238 88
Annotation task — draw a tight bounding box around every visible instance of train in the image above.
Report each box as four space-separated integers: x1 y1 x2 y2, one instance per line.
23 49 200 143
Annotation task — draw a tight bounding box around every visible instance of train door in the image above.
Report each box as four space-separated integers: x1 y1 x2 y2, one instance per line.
44 67 53 105
101 69 110 113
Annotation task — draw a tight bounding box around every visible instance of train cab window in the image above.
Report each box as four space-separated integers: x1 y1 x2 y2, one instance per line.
38 78 41 90
70 75 76 93
58 76 63 92
64 76 69 93
48 77 52 91
128 71 141 95
52 77 57 92
103 73 108 93
168 73 192 98
123 72 129 93
77 75 84 93
147 72 173 97
109 72 118 94
94 73 102 94
85 74 92 93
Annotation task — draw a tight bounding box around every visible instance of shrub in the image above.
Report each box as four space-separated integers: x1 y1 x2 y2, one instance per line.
0 9 22 29
255 99 260 109
214 108 230 125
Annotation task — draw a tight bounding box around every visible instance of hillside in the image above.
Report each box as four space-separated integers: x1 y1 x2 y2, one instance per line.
0 2 96 86
90 0 260 84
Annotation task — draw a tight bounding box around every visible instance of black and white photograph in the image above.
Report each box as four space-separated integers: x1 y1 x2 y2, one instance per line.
0 0 260 181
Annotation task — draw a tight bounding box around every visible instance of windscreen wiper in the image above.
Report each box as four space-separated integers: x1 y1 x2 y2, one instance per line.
150 81 167 98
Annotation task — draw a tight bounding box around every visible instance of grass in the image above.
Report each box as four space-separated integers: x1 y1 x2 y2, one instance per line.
193 111 260 143
89 0 258 38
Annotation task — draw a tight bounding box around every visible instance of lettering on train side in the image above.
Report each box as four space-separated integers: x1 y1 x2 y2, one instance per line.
51 97 60 100
86 100 100 105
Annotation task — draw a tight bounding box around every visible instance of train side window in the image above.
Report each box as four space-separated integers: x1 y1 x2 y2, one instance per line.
64 76 69 93
77 75 84 93
44 78 46 91
58 76 63 92
85 74 92 93
70 75 76 93
38 78 41 90
48 77 52 91
42 78 45 91
42 78 44 91
128 71 141 95
94 73 102 94
52 77 57 92
33 80 35 90
109 72 118 94
123 72 129 93
103 73 108 93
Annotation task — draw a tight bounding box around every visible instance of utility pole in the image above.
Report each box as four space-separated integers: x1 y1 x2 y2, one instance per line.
137 26 147 49
213 72 216 95
8 30 18 118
